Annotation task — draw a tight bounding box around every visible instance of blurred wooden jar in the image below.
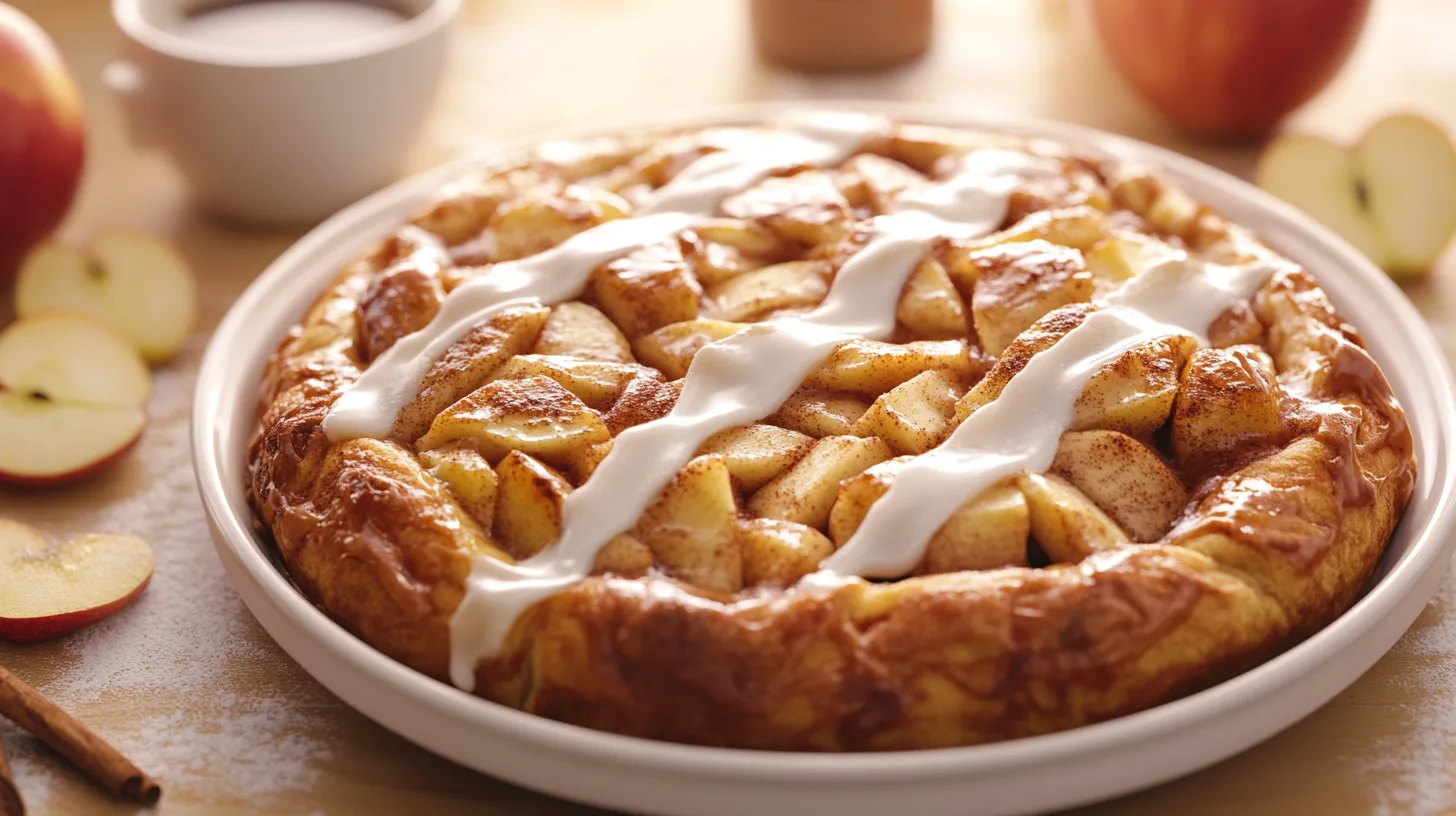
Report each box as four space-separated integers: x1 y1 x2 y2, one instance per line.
750 0 934 72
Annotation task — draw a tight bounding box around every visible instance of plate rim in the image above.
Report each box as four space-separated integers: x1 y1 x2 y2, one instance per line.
191 100 1456 799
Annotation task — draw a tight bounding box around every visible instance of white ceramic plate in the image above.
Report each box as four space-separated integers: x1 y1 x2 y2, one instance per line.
192 103 1456 816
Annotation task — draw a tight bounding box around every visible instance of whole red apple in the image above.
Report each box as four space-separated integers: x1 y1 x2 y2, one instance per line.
0 4 84 277
1089 0 1370 138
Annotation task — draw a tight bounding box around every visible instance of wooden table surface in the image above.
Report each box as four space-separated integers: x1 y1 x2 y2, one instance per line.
3 1 1455 814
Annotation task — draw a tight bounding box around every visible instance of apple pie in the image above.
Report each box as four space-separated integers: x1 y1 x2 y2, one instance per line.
248 114 1414 750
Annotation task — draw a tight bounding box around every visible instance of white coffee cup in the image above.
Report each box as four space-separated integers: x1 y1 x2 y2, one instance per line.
107 0 459 226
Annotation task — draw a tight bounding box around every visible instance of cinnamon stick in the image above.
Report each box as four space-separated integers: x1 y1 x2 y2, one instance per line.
0 729 22 816
0 667 159 805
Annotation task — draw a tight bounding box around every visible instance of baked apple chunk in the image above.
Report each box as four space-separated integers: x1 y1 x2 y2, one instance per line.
830 458 1030 573
250 116 1414 753
415 375 610 466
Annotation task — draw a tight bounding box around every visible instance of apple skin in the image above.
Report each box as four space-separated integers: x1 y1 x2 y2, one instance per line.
1089 0 1370 138
0 573 151 643
0 315 152 485
0 5 85 277
0 522 156 644
0 428 144 488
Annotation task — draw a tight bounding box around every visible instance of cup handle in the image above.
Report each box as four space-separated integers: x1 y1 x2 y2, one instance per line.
102 60 158 149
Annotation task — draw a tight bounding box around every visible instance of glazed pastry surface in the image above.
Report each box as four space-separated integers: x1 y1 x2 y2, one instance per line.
249 116 1414 750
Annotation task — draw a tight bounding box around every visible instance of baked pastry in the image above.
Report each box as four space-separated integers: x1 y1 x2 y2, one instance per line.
248 113 1414 751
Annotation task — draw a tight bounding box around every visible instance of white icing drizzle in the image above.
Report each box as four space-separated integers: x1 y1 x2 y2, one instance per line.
809 252 1284 581
318 112 1284 693
322 113 884 442
325 213 695 440
447 150 1050 687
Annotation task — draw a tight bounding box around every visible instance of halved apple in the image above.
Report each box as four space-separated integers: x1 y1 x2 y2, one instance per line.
1257 114 1456 278
0 314 151 485
16 230 197 363
0 519 154 643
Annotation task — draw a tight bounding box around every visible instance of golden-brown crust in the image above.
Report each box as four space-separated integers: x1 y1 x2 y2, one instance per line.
247 120 1414 750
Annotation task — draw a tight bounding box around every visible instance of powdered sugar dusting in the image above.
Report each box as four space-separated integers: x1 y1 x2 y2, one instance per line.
125 694 333 798
1341 561 1456 816
2 722 57 813
0 357 337 807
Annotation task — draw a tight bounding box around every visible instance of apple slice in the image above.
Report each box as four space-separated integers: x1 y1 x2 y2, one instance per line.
0 519 154 643
0 314 150 485
1357 115 1456 275
1256 134 1384 263
15 230 197 363
1257 114 1456 278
